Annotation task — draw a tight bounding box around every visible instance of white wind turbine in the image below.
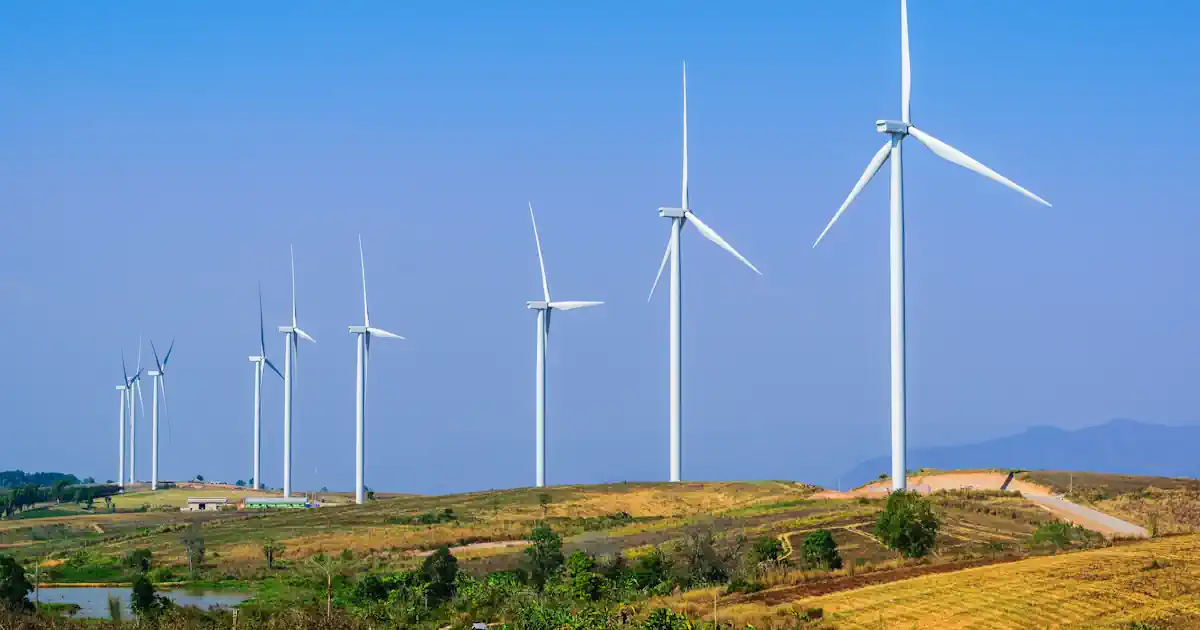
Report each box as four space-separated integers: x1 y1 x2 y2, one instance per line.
148 339 174 491
115 383 127 489
812 0 1051 491
348 236 403 505
526 202 602 488
123 347 146 485
648 64 761 483
249 285 283 491
278 246 316 498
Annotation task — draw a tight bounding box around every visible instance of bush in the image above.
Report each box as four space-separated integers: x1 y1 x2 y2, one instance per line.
749 537 785 565
801 530 843 569
632 548 673 592
421 546 458 604
129 574 166 617
875 491 939 558
565 551 606 601
643 607 690 630
0 555 31 612
1031 521 1073 548
123 548 153 573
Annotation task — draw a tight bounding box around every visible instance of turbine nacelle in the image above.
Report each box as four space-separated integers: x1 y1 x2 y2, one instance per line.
116 385 127 391
876 120 910 135
248 355 262 362
658 207 687 219
147 370 162 377
526 301 548 310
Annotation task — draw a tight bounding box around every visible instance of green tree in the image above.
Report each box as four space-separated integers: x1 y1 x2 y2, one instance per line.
181 523 206 574
235 480 245 487
129 574 164 617
0 555 32 612
801 530 843 569
565 551 606 600
749 537 784 565
632 547 673 591
524 523 565 590
874 491 939 558
421 546 459 604
123 548 153 573
195 474 204 482
644 608 690 630
262 540 284 569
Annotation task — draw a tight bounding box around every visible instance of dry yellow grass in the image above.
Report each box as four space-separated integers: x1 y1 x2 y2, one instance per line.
697 534 1200 629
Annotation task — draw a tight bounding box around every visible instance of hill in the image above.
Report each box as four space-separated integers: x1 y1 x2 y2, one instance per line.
843 419 1200 486
0 470 81 489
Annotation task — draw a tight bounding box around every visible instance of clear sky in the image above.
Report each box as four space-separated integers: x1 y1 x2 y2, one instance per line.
2 1 1198 494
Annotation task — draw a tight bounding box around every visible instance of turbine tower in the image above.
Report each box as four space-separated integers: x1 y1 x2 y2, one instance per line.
812 0 1051 491
115 384 127 489
525 202 602 488
148 339 175 491
348 236 404 505
278 246 315 498
249 285 282 491
122 349 145 485
649 63 762 483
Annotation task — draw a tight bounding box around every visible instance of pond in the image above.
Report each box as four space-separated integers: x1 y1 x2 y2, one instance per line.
35 586 250 619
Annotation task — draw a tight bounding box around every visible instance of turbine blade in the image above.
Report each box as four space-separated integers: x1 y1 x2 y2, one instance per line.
136 379 146 420
152 340 163 373
359 234 370 328
290 244 298 328
548 301 603 311
258 282 268 357
908 126 1052 207
159 377 172 446
122 353 129 384
136 335 143 373
528 202 551 303
545 308 551 335
264 358 283 379
901 0 911 123
294 327 316 344
681 61 689 209
684 211 762 275
647 229 674 302
813 141 892 247
163 338 174 369
366 327 405 340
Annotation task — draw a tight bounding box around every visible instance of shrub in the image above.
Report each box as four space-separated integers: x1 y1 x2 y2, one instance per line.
524 523 564 590
129 574 166 617
123 548 153 573
0 555 31 612
749 537 785 565
875 491 939 558
421 546 458 604
643 607 690 630
801 530 843 570
565 551 606 601
1031 521 1073 548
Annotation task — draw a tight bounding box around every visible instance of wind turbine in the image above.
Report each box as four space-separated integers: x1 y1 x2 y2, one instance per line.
525 202 602 488
123 347 146 485
278 246 315 498
648 63 762 483
115 383 127 489
812 0 1051 491
348 236 404 505
148 339 175 491
249 285 283 491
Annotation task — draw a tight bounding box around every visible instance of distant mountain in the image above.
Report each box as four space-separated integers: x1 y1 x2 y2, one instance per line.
842 419 1200 488
0 470 82 489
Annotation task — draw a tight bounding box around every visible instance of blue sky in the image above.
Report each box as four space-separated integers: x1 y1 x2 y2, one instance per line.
1 1 1198 493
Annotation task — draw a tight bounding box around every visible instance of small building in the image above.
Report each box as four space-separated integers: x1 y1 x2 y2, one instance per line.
181 497 229 512
241 497 310 510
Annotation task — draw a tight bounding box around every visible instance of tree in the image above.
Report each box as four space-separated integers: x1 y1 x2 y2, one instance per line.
130 574 165 617
366 490 376 501
235 480 245 488
749 537 785 565
262 540 284 570
421 546 458 604
195 474 204 482
51 478 71 502
123 549 153 573
874 491 938 558
181 523 206 574
801 530 843 569
565 551 605 600
0 555 31 612
524 523 564 590
538 493 551 519
306 554 348 618
632 547 673 591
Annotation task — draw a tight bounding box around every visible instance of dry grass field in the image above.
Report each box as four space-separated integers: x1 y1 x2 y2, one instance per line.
668 534 1200 629
108 486 280 509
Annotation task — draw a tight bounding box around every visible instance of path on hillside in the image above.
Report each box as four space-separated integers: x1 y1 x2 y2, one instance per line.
1023 494 1148 537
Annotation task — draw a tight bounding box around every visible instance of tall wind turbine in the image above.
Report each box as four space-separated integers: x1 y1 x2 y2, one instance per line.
648 63 762 483
249 285 283 491
115 383 127 489
123 349 145 485
278 246 315 498
348 236 403 505
526 202 602 488
148 339 175 491
812 0 1051 491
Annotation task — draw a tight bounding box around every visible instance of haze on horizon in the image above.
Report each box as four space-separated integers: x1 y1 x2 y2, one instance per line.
1 1 1198 494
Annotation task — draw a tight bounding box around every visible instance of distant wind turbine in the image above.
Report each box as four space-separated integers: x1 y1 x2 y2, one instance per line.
278 246 315 498
123 346 146 485
812 0 1051 491
249 285 283 491
115 383 127 489
648 63 762 483
525 202 602 488
348 236 404 505
148 339 175 491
